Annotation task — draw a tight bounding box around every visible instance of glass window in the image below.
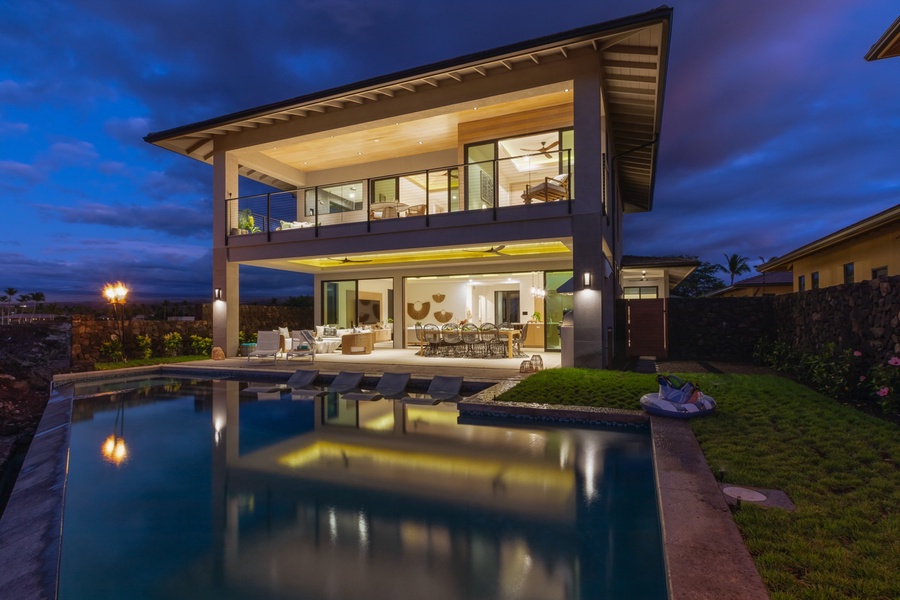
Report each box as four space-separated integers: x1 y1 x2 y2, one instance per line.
323 280 357 328
872 266 888 279
843 263 854 284
798 275 805 292
811 272 819 290
623 286 659 299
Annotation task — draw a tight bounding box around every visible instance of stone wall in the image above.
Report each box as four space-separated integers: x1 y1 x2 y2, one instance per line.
667 297 777 361
771 276 900 362
665 276 899 364
72 305 315 363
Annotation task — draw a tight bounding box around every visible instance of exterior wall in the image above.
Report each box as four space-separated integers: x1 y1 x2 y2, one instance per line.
667 276 899 364
789 224 899 291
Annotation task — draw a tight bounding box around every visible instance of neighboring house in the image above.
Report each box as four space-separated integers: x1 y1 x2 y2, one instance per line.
758 204 900 292
865 15 900 61
145 8 673 368
706 271 794 298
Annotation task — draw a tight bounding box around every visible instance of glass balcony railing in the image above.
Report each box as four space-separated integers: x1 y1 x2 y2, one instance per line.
226 150 572 237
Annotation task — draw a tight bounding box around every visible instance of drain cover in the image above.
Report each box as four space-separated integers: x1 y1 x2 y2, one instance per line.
722 486 767 502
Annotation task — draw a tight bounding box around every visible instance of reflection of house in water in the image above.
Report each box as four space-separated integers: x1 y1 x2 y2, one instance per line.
210 380 664 599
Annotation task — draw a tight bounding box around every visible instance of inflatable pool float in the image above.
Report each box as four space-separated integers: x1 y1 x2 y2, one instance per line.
640 375 716 418
640 392 716 419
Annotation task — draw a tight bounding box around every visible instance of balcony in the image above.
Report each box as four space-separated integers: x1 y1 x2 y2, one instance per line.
226 151 573 239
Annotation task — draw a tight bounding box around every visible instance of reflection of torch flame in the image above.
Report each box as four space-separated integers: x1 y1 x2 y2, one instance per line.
101 435 128 465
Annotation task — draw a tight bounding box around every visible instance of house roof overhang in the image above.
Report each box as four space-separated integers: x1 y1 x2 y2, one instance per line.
865 15 900 61
621 255 700 289
758 203 900 272
145 7 672 213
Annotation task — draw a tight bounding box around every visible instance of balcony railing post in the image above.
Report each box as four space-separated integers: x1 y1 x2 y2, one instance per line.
266 193 272 241
314 187 320 238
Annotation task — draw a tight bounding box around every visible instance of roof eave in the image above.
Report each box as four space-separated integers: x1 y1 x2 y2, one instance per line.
865 15 900 61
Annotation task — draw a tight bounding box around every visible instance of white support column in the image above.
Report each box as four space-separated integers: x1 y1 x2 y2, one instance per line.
393 274 403 348
212 149 240 356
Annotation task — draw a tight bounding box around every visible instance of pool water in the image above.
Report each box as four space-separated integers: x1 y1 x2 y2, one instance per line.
59 378 667 599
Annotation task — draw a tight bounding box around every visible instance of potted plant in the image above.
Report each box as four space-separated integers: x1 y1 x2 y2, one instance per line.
532 311 542 323
238 208 260 234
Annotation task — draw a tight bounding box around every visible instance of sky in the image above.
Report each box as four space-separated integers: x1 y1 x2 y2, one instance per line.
1 0 898 304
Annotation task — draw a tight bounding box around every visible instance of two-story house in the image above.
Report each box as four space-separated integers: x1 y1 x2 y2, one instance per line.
146 7 672 368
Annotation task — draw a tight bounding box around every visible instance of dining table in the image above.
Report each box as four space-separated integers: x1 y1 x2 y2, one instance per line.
497 328 521 359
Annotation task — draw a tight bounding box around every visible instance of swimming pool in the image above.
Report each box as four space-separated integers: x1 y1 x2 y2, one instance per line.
58 376 666 599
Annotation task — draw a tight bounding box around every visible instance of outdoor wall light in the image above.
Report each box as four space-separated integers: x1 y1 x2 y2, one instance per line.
583 271 592 288
214 288 222 301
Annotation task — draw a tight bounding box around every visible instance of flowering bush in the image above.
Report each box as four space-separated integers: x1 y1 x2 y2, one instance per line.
100 336 124 362
162 332 183 357
189 335 213 356
135 334 153 359
869 356 900 414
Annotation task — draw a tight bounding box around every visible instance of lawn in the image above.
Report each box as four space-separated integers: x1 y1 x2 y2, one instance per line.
495 369 900 600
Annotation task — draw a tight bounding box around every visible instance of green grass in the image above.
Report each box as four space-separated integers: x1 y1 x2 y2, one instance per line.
94 355 209 370
495 369 900 599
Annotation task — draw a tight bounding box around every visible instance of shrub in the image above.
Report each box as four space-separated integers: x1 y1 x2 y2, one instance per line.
189 335 213 356
135 334 153 359
100 337 124 362
869 356 900 414
162 332 183 357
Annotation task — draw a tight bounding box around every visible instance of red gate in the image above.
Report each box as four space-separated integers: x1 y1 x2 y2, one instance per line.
625 299 668 359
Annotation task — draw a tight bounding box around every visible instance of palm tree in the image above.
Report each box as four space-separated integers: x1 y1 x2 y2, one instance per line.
30 291 45 318
0 294 7 324
718 253 751 286
16 293 31 322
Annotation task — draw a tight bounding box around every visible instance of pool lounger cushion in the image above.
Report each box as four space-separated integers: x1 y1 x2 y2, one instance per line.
400 375 463 405
293 371 364 399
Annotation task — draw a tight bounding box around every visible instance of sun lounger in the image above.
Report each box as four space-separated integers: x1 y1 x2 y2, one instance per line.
342 372 411 401
291 371 364 400
400 375 463 405
247 330 280 364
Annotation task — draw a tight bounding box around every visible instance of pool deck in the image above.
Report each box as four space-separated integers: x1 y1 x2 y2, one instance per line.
0 355 770 600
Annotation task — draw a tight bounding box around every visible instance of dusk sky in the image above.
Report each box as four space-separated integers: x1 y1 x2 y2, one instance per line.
1 1 898 304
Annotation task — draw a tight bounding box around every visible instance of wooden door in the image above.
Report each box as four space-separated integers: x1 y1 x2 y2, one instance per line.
625 299 668 359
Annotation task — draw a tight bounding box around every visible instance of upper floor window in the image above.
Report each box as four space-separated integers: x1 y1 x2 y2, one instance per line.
811 272 819 290
872 266 888 279
798 275 806 292
843 263 854 284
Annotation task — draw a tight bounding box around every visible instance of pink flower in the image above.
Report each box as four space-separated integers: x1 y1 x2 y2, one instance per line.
853 350 862 357
877 387 890 397
889 356 900 366
859 376 866 382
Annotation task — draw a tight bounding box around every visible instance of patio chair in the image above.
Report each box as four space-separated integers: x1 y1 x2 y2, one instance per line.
521 174 569 204
480 323 507 357
247 331 280 364
513 323 529 357
291 371 364 400
401 375 464 405
441 323 464 357
460 323 485 357
285 330 316 363
342 372 411 401
423 323 442 356
407 204 427 217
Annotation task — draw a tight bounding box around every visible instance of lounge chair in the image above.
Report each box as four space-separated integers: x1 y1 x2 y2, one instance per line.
247 331 280 364
287 369 319 389
291 371 364 400
401 375 463 405
521 174 569 204
342 372 411 401
285 330 316 363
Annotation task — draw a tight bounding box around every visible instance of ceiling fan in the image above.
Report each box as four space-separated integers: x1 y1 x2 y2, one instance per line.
327 257 372 264
464 245 507 256
521 140 559 158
